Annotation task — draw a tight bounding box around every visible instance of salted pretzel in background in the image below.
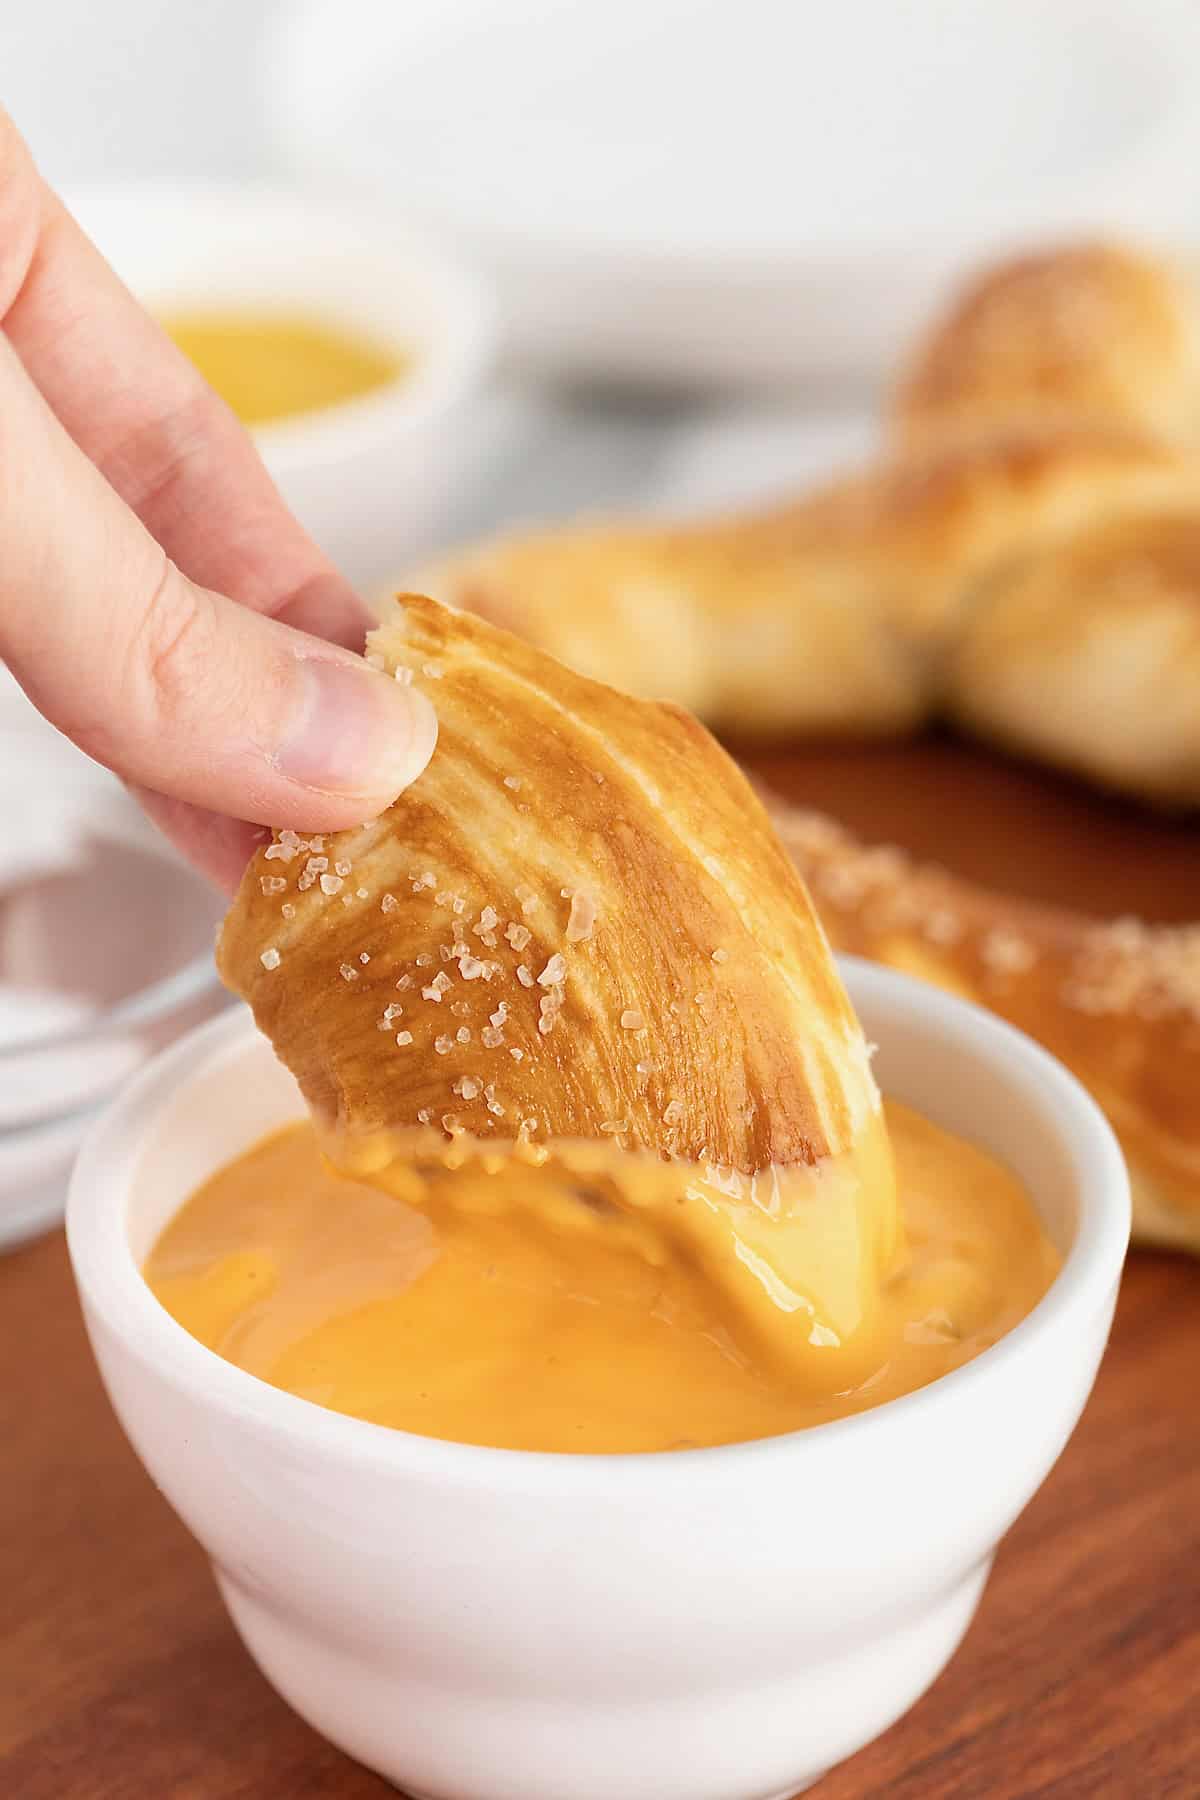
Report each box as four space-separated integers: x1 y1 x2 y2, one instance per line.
416 243 1200 1253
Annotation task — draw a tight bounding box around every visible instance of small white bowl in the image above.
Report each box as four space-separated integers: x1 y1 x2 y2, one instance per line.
266 0 1200 389
66 182 494 589
67 962 1128 1800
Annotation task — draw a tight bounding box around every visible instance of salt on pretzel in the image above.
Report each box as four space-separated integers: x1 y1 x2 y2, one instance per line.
768 797 1200 1253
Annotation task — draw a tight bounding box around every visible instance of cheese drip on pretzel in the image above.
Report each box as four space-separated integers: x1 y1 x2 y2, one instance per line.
219 596 899 1363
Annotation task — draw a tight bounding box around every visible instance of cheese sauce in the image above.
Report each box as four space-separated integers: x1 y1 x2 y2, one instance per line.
145 1102 1059 1453
159 309 405 427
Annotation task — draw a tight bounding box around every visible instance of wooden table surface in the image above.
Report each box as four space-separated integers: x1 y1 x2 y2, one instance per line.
3 739 1198 1800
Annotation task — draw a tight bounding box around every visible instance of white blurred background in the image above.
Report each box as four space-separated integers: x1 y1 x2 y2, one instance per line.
9 0 1200 547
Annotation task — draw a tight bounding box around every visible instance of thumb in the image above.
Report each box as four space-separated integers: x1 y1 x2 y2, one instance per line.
0 335 435 830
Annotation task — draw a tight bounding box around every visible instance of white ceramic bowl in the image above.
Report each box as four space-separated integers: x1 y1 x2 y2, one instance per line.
266 0 1200 389
66 182 494 589
66 962 1128 1800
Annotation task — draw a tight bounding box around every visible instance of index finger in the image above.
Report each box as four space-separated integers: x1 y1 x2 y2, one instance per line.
0 110 369 649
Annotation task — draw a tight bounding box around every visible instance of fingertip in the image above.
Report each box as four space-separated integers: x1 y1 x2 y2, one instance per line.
275 655 438 811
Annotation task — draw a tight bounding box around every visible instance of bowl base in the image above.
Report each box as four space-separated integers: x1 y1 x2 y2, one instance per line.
215 1557 991 1800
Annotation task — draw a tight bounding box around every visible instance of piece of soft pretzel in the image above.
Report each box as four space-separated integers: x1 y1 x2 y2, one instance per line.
892 244 1200 451
426 424 1200 807
768 797 1200 1254
221 596 884 1173
413 241 1200 1250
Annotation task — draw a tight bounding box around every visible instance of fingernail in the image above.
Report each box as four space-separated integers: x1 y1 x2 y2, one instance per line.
277 657 437 800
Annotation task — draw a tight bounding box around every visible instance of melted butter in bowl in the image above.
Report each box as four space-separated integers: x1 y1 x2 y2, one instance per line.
144 1100 1058 1454
159 309 407 428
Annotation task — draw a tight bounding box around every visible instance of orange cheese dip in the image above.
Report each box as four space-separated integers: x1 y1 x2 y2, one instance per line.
159 309 405 427
145 1101 1058 1453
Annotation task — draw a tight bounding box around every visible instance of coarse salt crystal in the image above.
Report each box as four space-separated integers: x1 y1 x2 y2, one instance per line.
505 922 532 951
259 875 287 896
516 964 534 987
435 1035 453 1055
335 860 352 877
381 893 398 914
620 1009 645 1030
422 662 443 679
320 874 344 895
503 775 522 791
281 902 296 920
340 964 359 982
454 1076 480 1100
259 947 281 970
538 953 567 987
481 1025 504 1049
456 1026 471 1043
395 1030 413 1046
663 1100 685 1126
711 948 729 964
510 1047 524 1061
566 891 596 943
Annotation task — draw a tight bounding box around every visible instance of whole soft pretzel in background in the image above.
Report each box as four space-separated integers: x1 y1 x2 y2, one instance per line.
416 242 1200 1253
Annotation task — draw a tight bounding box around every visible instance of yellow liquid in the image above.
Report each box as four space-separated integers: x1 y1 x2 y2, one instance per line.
145 1102 1059 1453
160 309 404 426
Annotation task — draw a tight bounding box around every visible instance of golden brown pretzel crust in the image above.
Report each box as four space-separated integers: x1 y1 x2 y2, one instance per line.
768 797 1200 1252
219 596 880 1174
423 423 1200 806
892 244 1200 450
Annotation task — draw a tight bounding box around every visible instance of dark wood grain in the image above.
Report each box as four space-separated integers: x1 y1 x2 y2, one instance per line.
2 739 1198 1800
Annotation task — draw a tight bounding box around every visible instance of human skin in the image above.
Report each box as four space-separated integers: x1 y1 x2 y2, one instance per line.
0 109 436 892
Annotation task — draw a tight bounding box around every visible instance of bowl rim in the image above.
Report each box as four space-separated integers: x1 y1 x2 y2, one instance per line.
265 0 1200 271
66 958 1130 1490
62 177 496 475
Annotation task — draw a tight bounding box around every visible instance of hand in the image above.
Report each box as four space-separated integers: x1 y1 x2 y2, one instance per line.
0 112 436 891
